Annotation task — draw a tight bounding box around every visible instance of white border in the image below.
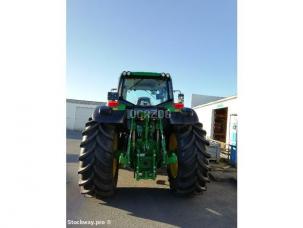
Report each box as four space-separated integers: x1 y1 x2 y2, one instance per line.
1 0 303 227
0 1 66 227
238 0 303 227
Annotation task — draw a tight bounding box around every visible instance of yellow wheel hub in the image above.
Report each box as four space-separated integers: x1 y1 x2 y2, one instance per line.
112 158 117 177
112 133 118 178
168 134 178 179
169 162 178 179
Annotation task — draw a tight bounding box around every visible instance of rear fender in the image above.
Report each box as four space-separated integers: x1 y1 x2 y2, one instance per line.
92 105 126 124
169 108 199 125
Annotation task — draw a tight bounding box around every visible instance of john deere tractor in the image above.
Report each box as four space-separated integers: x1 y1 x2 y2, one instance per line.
78 71 210 198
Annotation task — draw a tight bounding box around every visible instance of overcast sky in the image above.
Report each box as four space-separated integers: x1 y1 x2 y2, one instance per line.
67 0 237 107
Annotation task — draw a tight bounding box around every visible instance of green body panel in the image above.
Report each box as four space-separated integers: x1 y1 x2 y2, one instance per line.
163 103 176 112
118 112 177 180
114 103 126 111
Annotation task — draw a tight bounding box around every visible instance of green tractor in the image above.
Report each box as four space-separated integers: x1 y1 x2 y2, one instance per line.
78 71 210 198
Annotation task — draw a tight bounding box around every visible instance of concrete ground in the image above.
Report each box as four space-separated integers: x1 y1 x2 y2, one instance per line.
67 130 237 228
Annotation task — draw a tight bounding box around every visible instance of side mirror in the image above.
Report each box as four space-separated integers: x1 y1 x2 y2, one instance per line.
178 93 184 103
108 91 119 100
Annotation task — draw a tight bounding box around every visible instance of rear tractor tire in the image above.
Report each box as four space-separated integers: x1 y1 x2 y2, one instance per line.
168 123 211 196
78 120 119 198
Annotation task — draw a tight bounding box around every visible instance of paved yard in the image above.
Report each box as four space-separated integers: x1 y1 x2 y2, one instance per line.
66 130 237 228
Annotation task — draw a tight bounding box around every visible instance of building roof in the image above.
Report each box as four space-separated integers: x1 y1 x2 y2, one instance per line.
66 99 106 106
191 94 225 107
193 95 237 109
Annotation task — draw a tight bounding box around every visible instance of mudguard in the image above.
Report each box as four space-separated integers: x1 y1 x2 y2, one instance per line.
92 105 126 124
169 108 199 125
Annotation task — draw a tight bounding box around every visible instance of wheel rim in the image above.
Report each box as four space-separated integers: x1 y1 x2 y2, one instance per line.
169 162 178 179
112 158 117 177
112 133 118 178
168 134 178 179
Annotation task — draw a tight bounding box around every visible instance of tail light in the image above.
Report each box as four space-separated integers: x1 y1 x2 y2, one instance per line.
108 100 119 108
174 103 184 109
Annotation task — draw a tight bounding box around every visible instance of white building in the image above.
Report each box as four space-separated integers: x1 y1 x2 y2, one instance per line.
66 99 105 131
193 96 237 145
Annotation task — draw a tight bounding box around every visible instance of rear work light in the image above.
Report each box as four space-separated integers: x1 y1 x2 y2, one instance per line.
174 103 184 109
108 100 119 108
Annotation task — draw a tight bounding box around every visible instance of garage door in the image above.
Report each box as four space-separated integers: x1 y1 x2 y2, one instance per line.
74 107 95 131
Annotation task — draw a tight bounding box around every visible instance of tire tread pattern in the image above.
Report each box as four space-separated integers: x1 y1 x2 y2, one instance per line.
78 120 118 198
168 123 210 196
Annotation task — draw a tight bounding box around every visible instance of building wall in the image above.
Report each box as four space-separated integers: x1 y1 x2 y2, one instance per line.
66 99 105 131
193 96 237 144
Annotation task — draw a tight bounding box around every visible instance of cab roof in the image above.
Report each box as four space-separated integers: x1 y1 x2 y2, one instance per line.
120 71 171 79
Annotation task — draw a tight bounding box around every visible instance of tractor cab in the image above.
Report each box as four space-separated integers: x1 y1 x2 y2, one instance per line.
107 71 184 110
118 71 173 107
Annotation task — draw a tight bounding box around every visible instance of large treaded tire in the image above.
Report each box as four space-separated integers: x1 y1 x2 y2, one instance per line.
168 123 210 196
78 120 119 198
